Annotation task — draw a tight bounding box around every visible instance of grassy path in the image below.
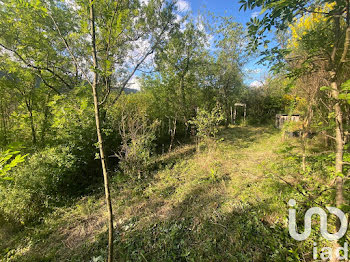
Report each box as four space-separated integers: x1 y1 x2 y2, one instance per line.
3 126 305 262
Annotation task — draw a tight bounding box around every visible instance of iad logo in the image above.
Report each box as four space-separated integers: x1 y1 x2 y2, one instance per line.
288 199 348 241
288 199 349 260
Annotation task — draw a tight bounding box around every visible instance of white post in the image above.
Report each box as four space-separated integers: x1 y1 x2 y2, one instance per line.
233 106 237 125
244 105 247 123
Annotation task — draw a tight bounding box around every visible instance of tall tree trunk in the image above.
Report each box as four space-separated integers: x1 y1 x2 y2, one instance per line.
330 15 348 209
330 15 348 261
330 79 344 262
89 2 114 261
331 80 344 208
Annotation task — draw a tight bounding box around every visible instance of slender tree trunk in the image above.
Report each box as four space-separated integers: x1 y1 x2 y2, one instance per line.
40 92 51 145
29 109 36 145
223 83 230 128
329 78 344 262
169 118 176 152
330 15 348 261
25 100 37 145
0 100 8 146
301 98 314 172
89 2 114 261
179 75 187 121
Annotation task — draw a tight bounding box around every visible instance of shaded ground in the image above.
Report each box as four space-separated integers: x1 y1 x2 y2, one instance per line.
2 126 315 261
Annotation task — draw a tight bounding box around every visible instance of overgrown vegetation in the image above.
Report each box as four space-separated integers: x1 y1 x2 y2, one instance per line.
1 0 350 261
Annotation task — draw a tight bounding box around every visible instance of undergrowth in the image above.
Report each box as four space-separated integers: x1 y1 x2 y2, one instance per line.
1 126 344 262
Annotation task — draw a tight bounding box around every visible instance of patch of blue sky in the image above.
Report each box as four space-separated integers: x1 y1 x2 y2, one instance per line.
189 0 273 87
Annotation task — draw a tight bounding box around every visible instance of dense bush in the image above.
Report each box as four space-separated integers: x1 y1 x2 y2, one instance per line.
0 87 113 225
0 146 92 224
244 77 291 125
108 92 159 179
189 106 224 150
118 116 159 179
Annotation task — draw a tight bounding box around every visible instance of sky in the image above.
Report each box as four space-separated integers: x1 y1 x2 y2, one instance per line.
180 0 268 87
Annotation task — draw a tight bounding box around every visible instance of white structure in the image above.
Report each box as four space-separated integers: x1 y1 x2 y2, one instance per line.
232 103 247 124
275 114 300 129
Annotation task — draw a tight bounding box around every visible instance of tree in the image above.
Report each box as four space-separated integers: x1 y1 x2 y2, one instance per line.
189 105 224 150
0 0 77 93
0 67 54 147
88 1 114 260
240 0 350 210
212 16 245 126
0 0 177 260
142 20 210 150
155 21 208 122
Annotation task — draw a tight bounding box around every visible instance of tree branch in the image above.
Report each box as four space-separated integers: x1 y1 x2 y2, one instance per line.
0 43 72 89
111 48 155 105
36 71 61 94
47 12 93 87
110 20 175 105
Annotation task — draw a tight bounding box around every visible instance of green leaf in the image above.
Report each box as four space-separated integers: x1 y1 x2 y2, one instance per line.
341 79 350 91
0 150 27 180
320 86 332 91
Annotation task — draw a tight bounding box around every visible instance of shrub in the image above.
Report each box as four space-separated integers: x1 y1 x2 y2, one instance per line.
0 146 86 224
107 92 159 179
118 114 159 179
189 106 224 149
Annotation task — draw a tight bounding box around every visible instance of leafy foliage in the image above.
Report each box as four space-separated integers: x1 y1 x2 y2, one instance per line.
0 149 27 180
0 146 88 224
189 106 224 148
118 113 159 179
3 0 346 261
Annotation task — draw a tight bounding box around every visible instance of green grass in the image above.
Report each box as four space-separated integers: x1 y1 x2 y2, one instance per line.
1 126 337 261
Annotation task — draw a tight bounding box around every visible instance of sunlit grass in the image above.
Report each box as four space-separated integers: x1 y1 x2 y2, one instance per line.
2 126 334 262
